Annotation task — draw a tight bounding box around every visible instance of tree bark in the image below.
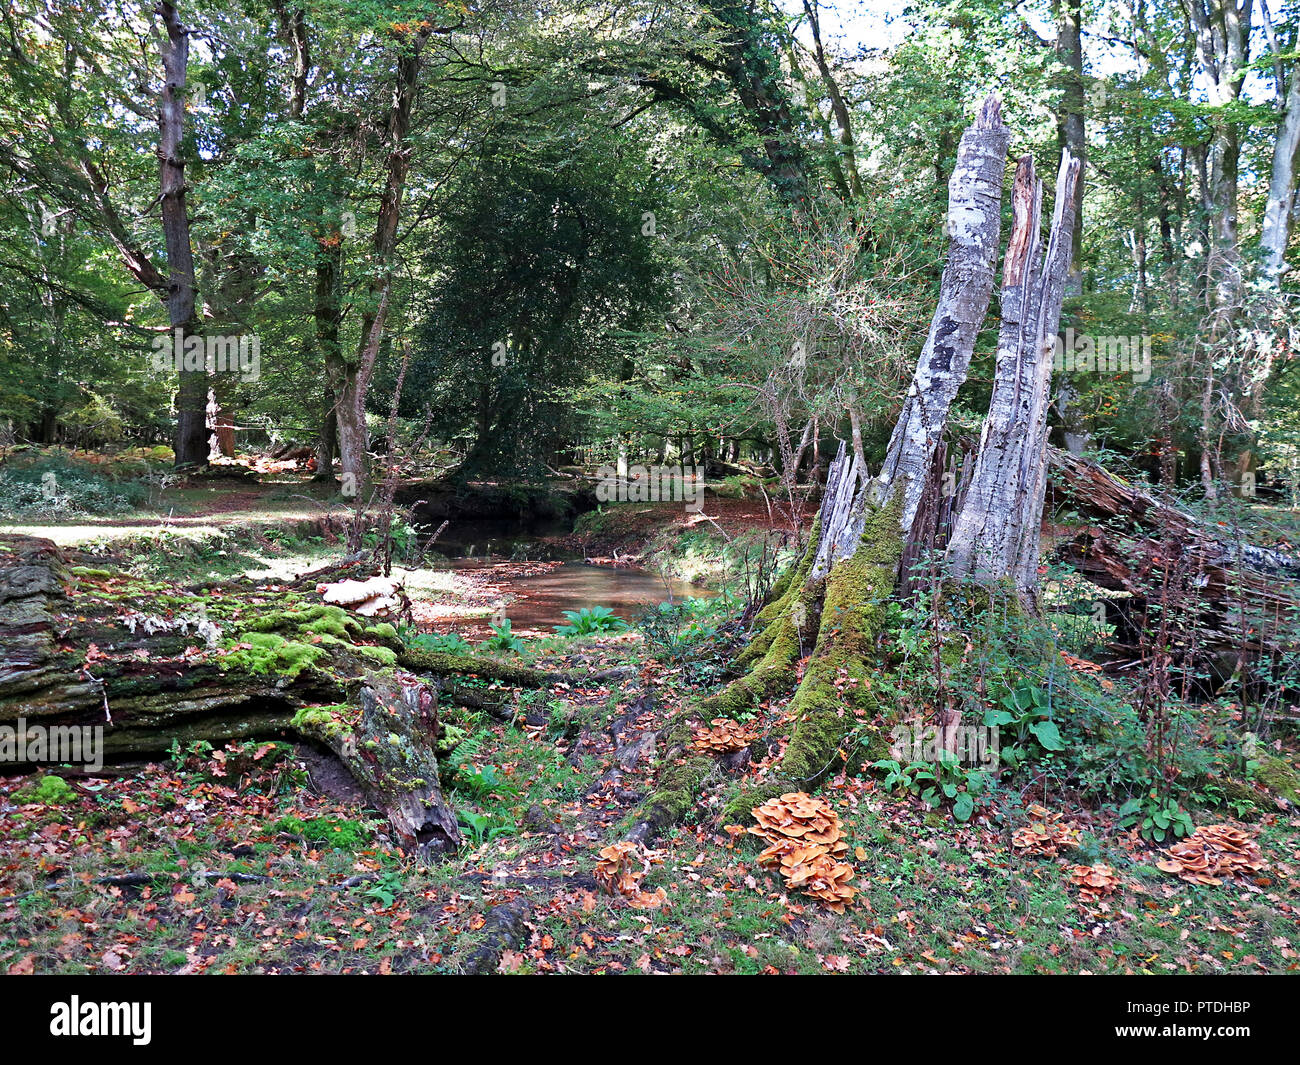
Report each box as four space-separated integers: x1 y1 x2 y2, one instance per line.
154 2 207 472
1261 56 1300 281
945 150 1082 609
810 96 1009 583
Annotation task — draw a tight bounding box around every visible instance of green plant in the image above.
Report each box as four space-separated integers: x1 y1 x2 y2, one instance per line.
637 597 735 685
453 763 519 800
983 682 1065 769
872 753 987 822
360 871 405 908
457 808 516 845
1117 791 1195 842
553 605 629 636
168 738 215 771
0 453 148 517
480 618 525 654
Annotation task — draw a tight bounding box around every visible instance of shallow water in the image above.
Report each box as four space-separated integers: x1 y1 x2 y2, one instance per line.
451 560 717 634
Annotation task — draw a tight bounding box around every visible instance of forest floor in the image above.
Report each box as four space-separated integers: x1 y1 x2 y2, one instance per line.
2 466 1299 975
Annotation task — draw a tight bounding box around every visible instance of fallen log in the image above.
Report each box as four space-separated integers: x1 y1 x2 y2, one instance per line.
1046 449 1300 668
0 535 556 852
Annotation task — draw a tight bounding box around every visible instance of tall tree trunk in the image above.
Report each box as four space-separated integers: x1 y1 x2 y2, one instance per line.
1184 0 1251 314
1262 58 1300 282
1055 0 1086 292
344 27 434 491
156 2 207 471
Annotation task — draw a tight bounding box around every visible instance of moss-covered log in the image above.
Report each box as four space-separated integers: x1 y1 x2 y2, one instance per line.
0 535 555 853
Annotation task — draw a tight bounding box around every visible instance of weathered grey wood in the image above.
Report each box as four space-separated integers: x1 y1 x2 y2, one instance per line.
865 95 1011 541
945 150 1083 610
1012 151 1084 603
945 155 1043 585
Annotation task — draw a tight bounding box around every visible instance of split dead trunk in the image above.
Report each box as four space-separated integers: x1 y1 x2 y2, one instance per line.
809 95 1010 584
946 150 1083 610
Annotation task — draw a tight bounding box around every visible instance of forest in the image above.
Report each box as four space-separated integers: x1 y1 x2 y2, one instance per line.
1 0 1299 990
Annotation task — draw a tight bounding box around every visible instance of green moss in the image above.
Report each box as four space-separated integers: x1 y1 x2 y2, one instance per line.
398 648 551 688
639 754 715 831
274 814 371 850
781 491 902 785
438 723 467 757
14 774 76 806
720 780 789 825
291 703 355 741
245 604 362 641
222 631 326 679
354 644 398 668
1255 754 1300 803
364 622 399 642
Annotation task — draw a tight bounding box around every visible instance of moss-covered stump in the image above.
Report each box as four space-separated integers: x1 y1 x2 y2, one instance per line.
294 680 460 856
777 494 903 786
701 519 822 716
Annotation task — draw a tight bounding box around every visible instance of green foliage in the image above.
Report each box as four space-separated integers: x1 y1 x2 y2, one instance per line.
872 755 987 823
360 872 405 909
982 681 1066 770
0 453 147 517
452 763 519 801
553 605 629 636
638 596 738 685
456 808 516 846
1117 793 1195 843
479 619 525 655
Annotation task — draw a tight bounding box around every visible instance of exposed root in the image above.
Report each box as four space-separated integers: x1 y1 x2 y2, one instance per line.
397 648 559 689
702 521 822 716
779 493 903 786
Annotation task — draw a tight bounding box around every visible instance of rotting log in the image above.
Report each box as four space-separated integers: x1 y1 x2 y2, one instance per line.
1046 450 1300 668
0 535 556 852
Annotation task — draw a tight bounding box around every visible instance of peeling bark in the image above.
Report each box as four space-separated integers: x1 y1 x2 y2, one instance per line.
863 96 1010 546
946 150 1083 611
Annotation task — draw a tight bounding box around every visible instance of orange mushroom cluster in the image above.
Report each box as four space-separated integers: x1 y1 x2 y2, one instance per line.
1156 824 1265 885
748 792 856 913
594 840 667 909
691 717 758 755
1066 862 1120 903
1011 805 1081 857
